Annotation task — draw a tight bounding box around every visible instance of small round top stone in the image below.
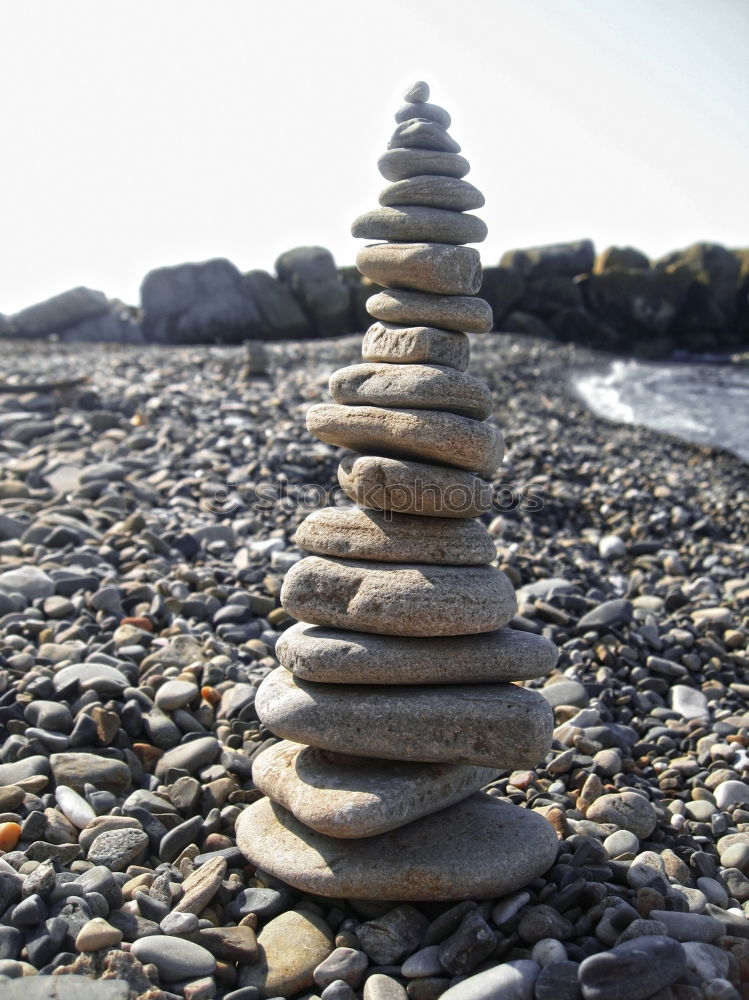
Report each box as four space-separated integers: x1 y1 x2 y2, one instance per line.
404 80 429 103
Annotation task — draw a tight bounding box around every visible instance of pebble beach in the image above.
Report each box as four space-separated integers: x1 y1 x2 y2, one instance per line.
0 331 747 999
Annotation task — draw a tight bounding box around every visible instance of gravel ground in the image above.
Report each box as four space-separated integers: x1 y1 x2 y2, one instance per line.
0 333 747 999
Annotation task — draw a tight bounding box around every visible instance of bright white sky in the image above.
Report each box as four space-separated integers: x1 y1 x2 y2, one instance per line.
1 0 747 313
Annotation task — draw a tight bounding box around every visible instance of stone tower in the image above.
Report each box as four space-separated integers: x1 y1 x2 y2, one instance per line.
237 82 559 900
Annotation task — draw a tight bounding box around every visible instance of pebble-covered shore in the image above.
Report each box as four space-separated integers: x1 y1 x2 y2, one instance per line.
0 333 747 1000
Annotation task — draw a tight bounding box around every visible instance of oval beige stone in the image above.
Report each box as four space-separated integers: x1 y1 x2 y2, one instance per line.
352 207 487 246
280 556 516 636
236 793 559 901
362 322 470 370
337 452 492 518
294 506 494 565
367 289 493 334
357 243 482 296
307 404 503 478
378 148 470 182
329 363 492 420
379 176 484 212
389 119 461 154
277 622 559 685
252 741 499 838
237 908 333 997
256 668 552 768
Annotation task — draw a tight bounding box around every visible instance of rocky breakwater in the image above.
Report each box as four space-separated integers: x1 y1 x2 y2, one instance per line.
237 82 559 902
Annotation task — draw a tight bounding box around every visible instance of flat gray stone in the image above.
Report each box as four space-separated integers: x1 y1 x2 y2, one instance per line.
0 565 54 601
389 119 460 154
585 791 658 838
2 979 129 1000
0 755 50 786
87 828 149 870
53 662 129 693
308 404 503 478
154 735 220 779
131 935 216 981
329 362 491 420
338 452 491 518
378 148 469 182
280 556 516 636
357 242 482 295
154 679 199 711
578 935 686 1000
294 506 494 565
237 793 558 901
352 206 486 246
256 667 553 768
367 288 493 334
277 622 558 685
379 176 483 212
439 960 540 1000
540 677 588 708
252 740 499 837
362 322 470 370
395 101 451 128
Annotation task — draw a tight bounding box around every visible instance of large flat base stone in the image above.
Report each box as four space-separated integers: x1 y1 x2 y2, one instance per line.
236 792 559 901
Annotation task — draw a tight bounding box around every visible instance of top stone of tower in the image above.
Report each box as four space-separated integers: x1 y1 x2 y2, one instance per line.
404 80 429 102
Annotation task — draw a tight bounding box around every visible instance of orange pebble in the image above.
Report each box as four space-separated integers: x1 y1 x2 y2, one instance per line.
201 686 221 706
0 821 21 851
121 616 154 632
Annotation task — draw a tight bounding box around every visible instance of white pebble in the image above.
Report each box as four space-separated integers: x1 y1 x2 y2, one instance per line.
531 938 567 966
55 785 96 829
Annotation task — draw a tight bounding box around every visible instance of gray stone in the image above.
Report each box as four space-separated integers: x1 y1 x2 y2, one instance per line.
714 779 749 810
364 974 408 1000
154 736 220 779
379 175 483 211
256 668 551 768
86 828 149 870
275 246 352 337
578 935 687 1000
276 622 557 685
294 506 495 564
0 566 54 602
669 684 709 720
131 935 216 981
0 756 50 786
280 557 516 637
577 599 633 632
378 148 469 182
53 662 129 693
585 791 658 838
243 269 312 340
329 363 492 419
252 740 499 837
357 242 482 295
338 452 492 518
647 909 724 942
313 946 369 989
10 286 110 338
362 323 470 370
539 678 588 708
236 794 558 901
307 404 503 478
2 979 129 1000
438 959 540 1000
389 119 460 153
366 288 493 333
154 679 199 711
352 207 486 247
357 905 428 964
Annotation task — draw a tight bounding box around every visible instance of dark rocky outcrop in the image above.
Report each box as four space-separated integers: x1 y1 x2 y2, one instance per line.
274 246 352 336
10 286 110 339
490 240 749 356
243 270 312 340
140 258 263 344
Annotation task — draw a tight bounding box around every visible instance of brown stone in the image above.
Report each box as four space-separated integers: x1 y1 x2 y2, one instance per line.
356 242 482 296
329 363 492 419
237 909 334 997
366 289 493 333
236 793 559 901
307 404 503 477
379 176 484 212
362 323 470 370
337 452 492 518
352 206 487 246
280 556 516 636
294 506 495 564
252 740 498 837
276 622 558 685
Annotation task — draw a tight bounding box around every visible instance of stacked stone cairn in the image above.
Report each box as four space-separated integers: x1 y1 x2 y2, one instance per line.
237 82 559 900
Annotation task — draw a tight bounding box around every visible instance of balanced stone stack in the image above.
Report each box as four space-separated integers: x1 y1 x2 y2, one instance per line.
237 82 559 900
